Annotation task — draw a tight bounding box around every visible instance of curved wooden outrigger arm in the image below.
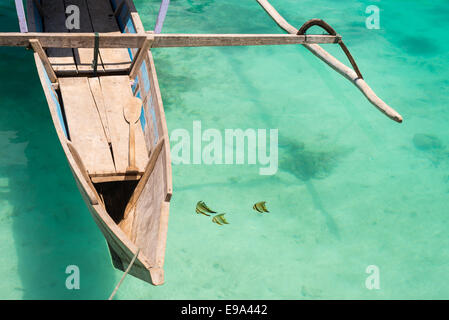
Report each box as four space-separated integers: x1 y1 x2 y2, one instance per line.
256 0 403 123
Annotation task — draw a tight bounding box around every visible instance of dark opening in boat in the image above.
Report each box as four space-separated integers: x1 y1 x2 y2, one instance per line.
94 180 139 224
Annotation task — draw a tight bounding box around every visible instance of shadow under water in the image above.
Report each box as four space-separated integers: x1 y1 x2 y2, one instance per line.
0 26 116 298
279 136 353 238
412 133 448 167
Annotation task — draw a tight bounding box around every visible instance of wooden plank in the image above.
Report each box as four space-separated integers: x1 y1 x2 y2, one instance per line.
59 77 116 174
129 38 151 79
41 0 77 73
86 0 132 71
122 138 164 220
148 51 173 201
64 0 104 73
151 33 340 47
132 152 166 265
88 77 111 145
0 32 146 48
99 75 148 174
91 173 142 184
125 0 145 33
29 39 57 83
0 33 337 48
89 203 156 284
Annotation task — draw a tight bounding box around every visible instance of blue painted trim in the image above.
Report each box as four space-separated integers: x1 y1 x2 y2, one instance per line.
141 61 150 93
40 60 68 138
149 97 159 145
140 107 146 131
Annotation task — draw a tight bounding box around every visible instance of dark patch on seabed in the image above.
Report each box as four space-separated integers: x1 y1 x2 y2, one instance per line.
0 9 116 298
186 0 215 14
152 50 199 112
412 133 448 167
279 136 349 181
279 136 353 239
398 36 441 56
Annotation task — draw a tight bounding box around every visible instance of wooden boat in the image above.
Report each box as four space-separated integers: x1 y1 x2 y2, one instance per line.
24 0 173 285
1 0 403 286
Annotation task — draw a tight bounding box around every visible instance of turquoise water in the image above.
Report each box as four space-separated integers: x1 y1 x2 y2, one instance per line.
1 0 448 299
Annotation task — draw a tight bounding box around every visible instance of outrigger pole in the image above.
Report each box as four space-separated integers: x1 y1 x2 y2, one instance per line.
2 0 402 123
256 0 402 123
0 32 339 48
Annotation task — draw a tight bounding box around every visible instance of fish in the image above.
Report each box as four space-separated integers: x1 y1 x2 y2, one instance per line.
253 201 269 213
212 213 229 225
196 201 217 216
196 207 210 217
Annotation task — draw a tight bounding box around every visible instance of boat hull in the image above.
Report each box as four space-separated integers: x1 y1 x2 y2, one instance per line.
26 0 172 285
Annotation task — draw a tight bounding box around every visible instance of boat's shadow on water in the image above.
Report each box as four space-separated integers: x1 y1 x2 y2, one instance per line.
0 46 116 299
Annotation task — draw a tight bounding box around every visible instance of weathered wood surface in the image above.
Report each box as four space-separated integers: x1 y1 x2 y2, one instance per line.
256 0 403 123
29 2 167 286
86 0 132 71
123 139 164 219
124 0 146 33
41 0 77 73
148 51 173 201
133 151 167 266
0 33 338 48
66 0 105 73
99 75 148 174
124 97 143 173
119 138 164 237
88 77 112 145
151 33 340 47
29 39 57 83
129 38 152 79
59 77 116 174
32 52 99 205
89 202 156 284
90 173 143 184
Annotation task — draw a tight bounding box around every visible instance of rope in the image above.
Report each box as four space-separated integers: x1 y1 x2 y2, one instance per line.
297 19 364 79
92 32 100 76
108 248 140 300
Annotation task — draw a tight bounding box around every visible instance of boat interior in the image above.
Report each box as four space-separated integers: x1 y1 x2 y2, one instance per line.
38 0 158 225
43 0 131 74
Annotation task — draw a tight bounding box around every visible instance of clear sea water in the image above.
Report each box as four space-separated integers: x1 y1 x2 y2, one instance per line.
0 0 448 299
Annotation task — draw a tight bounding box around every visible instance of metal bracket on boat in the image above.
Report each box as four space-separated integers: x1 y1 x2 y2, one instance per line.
297 19 363 80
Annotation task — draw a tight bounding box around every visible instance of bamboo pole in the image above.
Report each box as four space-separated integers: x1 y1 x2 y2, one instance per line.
256 0 403 123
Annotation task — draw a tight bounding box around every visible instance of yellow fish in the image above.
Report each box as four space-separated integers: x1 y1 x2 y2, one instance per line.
253 201 269 213
212 213 229 226
196 208 210 217
196 201 216 216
